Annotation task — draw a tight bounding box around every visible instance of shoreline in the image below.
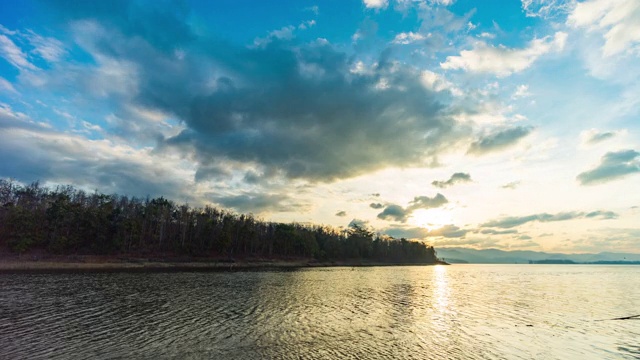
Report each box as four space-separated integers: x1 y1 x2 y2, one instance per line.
0 255 448 273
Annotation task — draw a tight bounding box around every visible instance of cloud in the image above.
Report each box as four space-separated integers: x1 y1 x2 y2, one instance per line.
305 6 320 15
392 32 426 45
0 77 17 94
522 0 573 19
0 103 50 131
254 26 296 46
512 84 531 99
369 202 384 209
348 218 370 228
24 30 66 62
585 210 618 219
479 229 519 235
468 126 533 155
501 181 521 189
0 33 37 71
420 70 463 96
335 210 347 217
409 193 449 209
481 210 618 229
577 149 640 185
377 193 448 222
384 224 467 239
440 32 567 76
432 172 471 188
38 2 472 185
377 204 409 222
426 224 468 238
215 192 307 214
0 121 194 203
581 129 619 145
363 0 388 9
568 0 640 56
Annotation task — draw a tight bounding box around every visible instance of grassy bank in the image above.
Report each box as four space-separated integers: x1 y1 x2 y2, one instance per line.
0 254 448 273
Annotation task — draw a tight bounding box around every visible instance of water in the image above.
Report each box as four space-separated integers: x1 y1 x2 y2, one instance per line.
1 265 639 359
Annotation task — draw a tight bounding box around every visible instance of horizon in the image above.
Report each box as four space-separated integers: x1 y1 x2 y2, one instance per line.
0 0 638 254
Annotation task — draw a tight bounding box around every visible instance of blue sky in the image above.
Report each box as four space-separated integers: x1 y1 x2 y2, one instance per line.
1 0 639 253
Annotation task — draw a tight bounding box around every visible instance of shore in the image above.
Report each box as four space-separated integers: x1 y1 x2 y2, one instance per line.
0 254 448 273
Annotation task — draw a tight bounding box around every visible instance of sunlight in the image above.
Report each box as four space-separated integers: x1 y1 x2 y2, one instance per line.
409 209 454 231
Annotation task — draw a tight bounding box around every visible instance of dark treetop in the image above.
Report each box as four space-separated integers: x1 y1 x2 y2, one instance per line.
0 180 439 264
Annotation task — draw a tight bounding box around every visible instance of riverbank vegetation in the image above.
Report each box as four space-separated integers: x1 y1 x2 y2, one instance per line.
0 180 440 264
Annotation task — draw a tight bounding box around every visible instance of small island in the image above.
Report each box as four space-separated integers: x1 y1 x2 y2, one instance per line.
0 181 446 272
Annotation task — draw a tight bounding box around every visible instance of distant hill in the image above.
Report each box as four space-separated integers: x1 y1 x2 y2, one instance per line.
436 247 640 264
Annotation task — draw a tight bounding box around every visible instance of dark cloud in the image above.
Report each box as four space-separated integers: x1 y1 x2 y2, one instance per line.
44 0 194 53
377 193 448 222
348 218 370 229
377 204 409 222
40 1 469 185
369 202 384 209
408 193 448 209
335 210 347 217
0 125 191 202
432 172 471 188
468 126 532 155
215 192 306 214
586 131 616 144
481 210 618 229
577 150 640 185
194 164 232 183
501 181 520 189
585 210 618 219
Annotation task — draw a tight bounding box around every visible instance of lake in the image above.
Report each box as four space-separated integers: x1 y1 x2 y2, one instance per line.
1 264 638 359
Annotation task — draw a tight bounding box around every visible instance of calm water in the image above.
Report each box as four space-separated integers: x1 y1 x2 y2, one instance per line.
1 265 639 359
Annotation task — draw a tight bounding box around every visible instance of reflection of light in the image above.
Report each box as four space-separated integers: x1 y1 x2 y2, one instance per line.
410 209 453 231
433 265 450 314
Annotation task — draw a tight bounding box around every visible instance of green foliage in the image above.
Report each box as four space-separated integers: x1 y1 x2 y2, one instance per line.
0 180 439 264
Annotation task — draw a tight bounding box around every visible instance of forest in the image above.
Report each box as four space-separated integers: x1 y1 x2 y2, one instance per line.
0 180 440 264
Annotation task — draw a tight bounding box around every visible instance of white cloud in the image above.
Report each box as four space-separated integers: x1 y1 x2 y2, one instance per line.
394 0 456 12
420 70 462 96
298 20 316 30
392 31 426 44
0 34 37 70
568 0 640 57
305 5 319 15
254 26 296 46
25 30 66 62
0 76 17 94
512 84 531 99
430 0 456 5
478 32 496 39
522 0 573 19
364 0 388 9
440 31 567 76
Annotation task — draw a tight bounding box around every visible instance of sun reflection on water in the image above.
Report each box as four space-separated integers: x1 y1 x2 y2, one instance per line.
433 265 450 314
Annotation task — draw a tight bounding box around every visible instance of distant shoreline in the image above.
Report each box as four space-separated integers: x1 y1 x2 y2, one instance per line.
0 255 448 273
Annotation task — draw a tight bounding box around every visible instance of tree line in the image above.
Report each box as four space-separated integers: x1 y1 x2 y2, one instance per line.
0 180 439 264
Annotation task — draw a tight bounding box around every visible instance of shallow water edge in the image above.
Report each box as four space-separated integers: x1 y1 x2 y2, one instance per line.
0 258 447 274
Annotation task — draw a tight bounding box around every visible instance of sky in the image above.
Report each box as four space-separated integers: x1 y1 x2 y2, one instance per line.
0 0 639 253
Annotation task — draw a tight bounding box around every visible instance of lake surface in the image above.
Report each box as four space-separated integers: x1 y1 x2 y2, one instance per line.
1 264 639 359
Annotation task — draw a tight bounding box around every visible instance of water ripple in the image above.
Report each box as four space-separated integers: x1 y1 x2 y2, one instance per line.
1 265 639 359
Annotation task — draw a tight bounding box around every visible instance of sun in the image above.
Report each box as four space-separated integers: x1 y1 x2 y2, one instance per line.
409 209 454 231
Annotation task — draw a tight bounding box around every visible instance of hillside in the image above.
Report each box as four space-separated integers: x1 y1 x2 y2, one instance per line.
437 247 640 264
